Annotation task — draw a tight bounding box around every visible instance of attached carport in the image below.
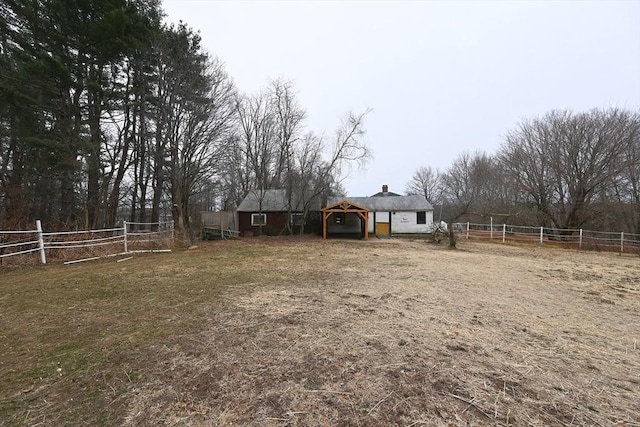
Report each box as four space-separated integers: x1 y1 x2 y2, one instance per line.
321 201 370 240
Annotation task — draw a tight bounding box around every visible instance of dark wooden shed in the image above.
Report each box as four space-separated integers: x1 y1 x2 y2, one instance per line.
237 189 320 236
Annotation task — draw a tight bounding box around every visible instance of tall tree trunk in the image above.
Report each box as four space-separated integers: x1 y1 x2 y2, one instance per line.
171 181 187 242
60 168 76 227
3 126 25 227
151 157 164 228
86 64 103 229
59 97 80 228
137 129 147 225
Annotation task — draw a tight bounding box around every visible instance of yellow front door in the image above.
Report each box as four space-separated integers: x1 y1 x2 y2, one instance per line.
376 222 390 236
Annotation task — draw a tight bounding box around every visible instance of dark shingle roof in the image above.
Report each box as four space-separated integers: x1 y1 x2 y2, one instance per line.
326 195 433 211
237 189 322 212
238 190 433 212
370 191 402 197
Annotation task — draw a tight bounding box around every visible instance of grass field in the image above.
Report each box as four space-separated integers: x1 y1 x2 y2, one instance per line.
1 237 639 426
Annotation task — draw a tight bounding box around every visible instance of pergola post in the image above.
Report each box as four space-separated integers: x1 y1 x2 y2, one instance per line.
356 211 369 240
322 211 328 239
365 213 369 240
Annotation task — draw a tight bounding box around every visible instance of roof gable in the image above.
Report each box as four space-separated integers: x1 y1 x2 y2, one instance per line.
322 200 370 212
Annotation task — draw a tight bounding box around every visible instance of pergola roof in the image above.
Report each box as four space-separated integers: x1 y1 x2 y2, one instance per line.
321 200 370 240
321 200 370 213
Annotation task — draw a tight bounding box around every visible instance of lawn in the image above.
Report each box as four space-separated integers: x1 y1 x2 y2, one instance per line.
1 237 638 426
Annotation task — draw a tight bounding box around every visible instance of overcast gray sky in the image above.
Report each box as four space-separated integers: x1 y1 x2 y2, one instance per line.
163 0 640 197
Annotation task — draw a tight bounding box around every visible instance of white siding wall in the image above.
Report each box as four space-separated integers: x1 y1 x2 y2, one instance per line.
376 211 390 223
328 210 435 235
390 211 434 234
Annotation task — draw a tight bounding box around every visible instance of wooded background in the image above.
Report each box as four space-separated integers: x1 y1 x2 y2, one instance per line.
2 1 638 238
0 0 370 238
406 109 640 235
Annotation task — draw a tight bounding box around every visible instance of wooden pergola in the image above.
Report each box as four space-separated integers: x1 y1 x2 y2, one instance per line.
321 200 370 240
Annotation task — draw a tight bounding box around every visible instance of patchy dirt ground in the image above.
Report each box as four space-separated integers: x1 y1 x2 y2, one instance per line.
127 238 640 426
2 237 639 426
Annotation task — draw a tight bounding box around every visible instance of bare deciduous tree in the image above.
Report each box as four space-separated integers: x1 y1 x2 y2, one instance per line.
171 58 236 239
234 90 278 233
145 23 238 241
325 109 373 181
441 150 493 248
291 109 372 233
229 83 371 235
405 166 443 205
500 109 639 231
603 116 640 233
270 79 306 233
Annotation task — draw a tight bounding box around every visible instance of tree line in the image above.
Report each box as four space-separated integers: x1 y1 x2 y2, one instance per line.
0 0 370 238
406 108 640 245
3 2 637 243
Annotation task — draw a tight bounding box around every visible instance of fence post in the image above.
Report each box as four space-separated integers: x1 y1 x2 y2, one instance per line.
502 224 506 243
621 232 624 253
466 222 470 240
123 221 128 253
540 227 543 244
490 217 493 240
36 220 46 265
578 229 582 248
171 220 175 243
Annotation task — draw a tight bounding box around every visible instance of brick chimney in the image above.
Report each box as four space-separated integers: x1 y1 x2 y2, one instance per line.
382 185 388 193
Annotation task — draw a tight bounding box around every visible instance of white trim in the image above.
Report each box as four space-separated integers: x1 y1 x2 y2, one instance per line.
251 213 267 226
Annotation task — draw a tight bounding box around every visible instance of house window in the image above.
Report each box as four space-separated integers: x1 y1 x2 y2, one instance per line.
333 213 345 225
251 213 267 226
291 213 304 226
417 211 426 224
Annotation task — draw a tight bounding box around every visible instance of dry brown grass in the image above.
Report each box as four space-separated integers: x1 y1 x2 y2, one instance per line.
1 237 639 426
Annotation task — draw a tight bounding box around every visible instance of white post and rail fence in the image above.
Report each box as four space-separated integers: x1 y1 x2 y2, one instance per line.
459 222 640 254
2 220 638 265
0 220 174 265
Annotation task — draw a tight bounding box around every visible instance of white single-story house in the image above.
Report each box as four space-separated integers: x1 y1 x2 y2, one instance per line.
323 185 434 238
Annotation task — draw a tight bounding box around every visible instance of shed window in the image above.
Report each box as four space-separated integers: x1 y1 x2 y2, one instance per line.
291 213 304 226
251 213 267 226
333 213 345 225
417 211 426 224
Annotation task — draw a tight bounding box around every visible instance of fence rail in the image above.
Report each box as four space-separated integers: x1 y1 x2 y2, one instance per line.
456 222 640 254
3 219 637 265
0 220 174 266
